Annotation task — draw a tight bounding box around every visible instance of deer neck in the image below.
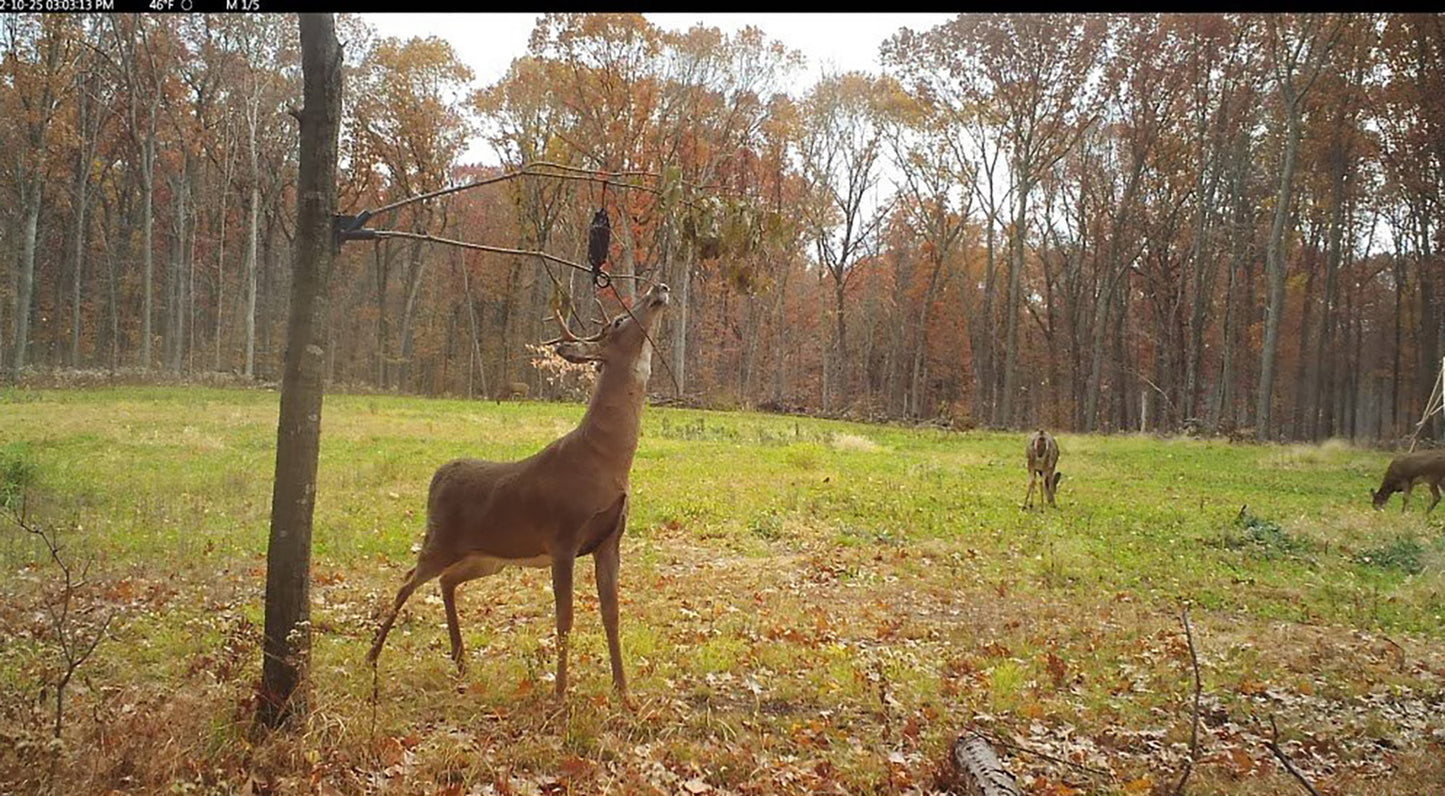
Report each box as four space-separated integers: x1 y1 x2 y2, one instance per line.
575 342 653 472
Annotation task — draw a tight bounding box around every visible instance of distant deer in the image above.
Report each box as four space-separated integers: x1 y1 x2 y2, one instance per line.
367 283 670 706
1024 429 1061 509
504 381 529 400
1371 449 1445 513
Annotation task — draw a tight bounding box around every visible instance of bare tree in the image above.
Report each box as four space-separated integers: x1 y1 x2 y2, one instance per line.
797 72 891 412
1255 14 1341 441
4 16 79 380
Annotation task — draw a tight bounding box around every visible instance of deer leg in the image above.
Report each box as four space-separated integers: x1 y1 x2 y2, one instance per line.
551 555 576 699
1428 481 1441 513
1024 472 1037 509
367 556 446 665
439 556 505 674
1401 482 1413 513
1044 469 1057 507
595 516 629 704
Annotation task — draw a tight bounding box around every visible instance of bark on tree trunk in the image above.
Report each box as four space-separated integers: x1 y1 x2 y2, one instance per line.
459 257 487 399
70 76 97 368
1290 242 1318 440
978 221 997 425
215 129 234 372
671 248 692 399
10 182 42 381
834 272 848 412
257 12 341 731
397 235 428 390
245 181 260 378
1256 105 1301 442
1416 215 1441 442
70 185 86 367
141 153 156 370
1312 117 1349 439
999 178 1029 428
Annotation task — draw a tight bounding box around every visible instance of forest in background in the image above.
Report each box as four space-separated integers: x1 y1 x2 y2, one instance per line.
2 13 1443 442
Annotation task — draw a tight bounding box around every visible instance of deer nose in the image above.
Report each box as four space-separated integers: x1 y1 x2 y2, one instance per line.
651 284 671 304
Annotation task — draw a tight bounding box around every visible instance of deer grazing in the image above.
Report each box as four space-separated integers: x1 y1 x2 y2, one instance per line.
367 282 670 705
1371 449 1445 513
1024 429 1061 509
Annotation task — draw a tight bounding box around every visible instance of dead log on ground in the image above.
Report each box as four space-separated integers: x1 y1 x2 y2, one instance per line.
951 732 1021 796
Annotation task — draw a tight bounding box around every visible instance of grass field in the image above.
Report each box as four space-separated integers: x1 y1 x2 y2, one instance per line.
1 386 1442 794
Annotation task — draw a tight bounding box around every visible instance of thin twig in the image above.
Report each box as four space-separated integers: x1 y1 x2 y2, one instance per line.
1173 604 1203 795
368 660 379 749
1266 715 1320 796
8 501 116 743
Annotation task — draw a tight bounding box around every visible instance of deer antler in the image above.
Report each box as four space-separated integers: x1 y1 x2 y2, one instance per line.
541 308 582 346
594 296 613 326
543 306 611 346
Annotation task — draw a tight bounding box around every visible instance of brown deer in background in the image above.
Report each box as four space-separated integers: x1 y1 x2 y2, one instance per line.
367 283 670 706
1024 429 1061 509
1371 449 1445 513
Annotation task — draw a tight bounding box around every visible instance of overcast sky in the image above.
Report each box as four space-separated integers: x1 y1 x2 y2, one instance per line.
361 13 955 163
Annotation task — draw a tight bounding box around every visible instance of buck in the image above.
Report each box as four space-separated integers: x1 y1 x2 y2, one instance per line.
1371 449 1445 513
367 282 670 705
1023 429 1062 509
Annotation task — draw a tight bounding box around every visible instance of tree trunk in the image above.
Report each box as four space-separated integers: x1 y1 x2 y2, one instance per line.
614 194 637 305
1290 242 1318 439
397 237 429 391
244 182 260 378
1184 160 1219 424
70 79 96 368
671 247 692 399
258 12 341 731
833 271 848 412
1415 214 1441 442
1113 279 1133 431
1083 267 1121 431
215 128 234 372
139 104 158 371
769 252 792 405
104 193 125 372
169 163 192 373
1256 100 1302 441
978 220 998 425
1387 247 1403 438
459 257 486 399
999 176 1030 427
70 180 87 367
10 181 42 381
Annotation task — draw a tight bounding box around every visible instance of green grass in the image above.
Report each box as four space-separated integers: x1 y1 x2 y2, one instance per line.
1 386 1443 794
